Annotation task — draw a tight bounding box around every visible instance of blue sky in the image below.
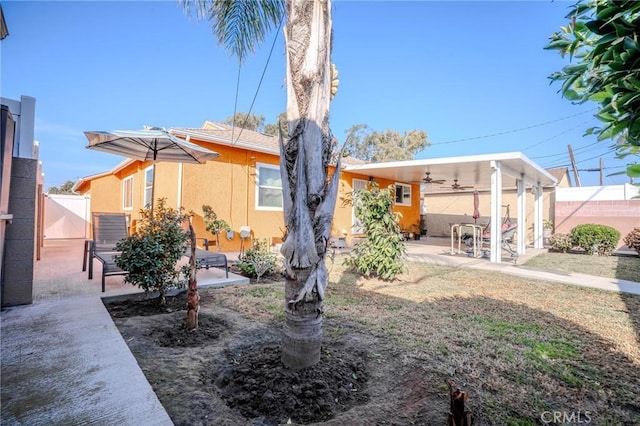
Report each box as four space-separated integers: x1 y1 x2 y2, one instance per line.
1 0 631 189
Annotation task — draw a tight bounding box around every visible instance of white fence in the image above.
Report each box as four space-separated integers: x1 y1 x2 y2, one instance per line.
555 184 639 202
44 194 91 239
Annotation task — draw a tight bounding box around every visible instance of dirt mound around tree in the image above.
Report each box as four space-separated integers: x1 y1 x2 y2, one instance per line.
105 291 451 425
212 344 369 425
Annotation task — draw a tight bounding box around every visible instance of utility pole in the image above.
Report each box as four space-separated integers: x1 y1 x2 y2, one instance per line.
579 158 605 186
600 157 603 185
567 144 581 187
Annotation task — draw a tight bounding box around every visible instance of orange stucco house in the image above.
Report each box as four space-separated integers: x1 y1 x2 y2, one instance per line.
73 122 422 252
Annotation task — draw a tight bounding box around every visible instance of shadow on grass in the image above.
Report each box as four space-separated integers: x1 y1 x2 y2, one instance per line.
323 268 640 424
617 252 640 346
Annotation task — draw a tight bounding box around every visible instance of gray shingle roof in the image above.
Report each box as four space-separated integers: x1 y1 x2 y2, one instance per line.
171 121 367 166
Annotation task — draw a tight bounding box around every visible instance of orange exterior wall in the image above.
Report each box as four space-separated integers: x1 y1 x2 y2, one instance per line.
335 171 421 244
180 146 286 252
78 140 421 251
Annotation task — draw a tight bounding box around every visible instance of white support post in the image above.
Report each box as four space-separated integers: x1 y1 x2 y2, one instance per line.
490 161 502 263
516 176 526 255
533 184 544 249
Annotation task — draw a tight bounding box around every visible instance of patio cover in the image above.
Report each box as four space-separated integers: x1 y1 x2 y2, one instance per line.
344 152 558 263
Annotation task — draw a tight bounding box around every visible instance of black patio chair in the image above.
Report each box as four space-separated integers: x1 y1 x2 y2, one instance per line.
88 212 129 292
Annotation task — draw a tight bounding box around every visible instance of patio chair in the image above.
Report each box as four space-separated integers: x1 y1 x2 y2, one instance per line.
184 238 229 278
88 212 129 292
461 221 519 262
480 222 519 262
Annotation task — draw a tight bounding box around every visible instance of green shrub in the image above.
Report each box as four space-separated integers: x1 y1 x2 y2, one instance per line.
343 182 406 280
570 224 620 256
236 238 278 281
623 227 640 255
202 204 230 251
115 198 189 305
549 233 573 253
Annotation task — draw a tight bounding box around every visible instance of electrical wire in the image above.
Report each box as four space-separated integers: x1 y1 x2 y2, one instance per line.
429 108 597 146
231 16 285 145
531 140 601 159
230 62 242 144
541 146 617 169
521 118 596 151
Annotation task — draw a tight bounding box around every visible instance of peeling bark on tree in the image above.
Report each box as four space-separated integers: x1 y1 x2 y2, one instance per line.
280 0 337 370
185 218 199 331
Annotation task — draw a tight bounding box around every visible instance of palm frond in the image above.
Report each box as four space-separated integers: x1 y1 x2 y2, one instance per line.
181 0 285 63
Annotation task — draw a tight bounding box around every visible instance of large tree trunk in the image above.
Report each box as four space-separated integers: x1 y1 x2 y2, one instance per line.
279 0 338 370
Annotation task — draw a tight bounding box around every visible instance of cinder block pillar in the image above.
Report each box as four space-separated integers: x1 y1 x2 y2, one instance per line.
1 157 37 306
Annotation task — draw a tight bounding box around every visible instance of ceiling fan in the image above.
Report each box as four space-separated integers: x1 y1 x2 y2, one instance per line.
422 172 446 184
447 179 474 190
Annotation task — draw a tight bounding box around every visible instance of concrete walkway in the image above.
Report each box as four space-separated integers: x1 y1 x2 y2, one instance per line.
1 238 638 425
403 237 640 296
1 239 249 426
1 296 174 426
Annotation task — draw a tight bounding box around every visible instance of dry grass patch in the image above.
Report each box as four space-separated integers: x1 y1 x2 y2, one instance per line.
213 256 640 424
523 250 640 282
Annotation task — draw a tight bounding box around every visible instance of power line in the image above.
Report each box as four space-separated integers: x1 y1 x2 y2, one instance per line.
534 142 606 170
429 108 597 146
521 118 595 151
531 140 600 159
232 17 285 145
542 146 617 169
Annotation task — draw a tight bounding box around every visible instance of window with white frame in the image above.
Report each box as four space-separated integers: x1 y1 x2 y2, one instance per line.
143 166 153 208
256 163 283 210
395 183 411 206
122 175 133 210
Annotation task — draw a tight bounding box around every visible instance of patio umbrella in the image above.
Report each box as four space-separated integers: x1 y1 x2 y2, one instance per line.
472 189 480 224
84 127 219 211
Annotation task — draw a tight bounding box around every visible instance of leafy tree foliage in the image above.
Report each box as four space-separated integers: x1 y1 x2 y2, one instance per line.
115 198 189 306
545 0 640 179
263 112 288 137
343 182 406 280
202 204 230 252
224 112 266 132
47 180 75 194
344 124 429 162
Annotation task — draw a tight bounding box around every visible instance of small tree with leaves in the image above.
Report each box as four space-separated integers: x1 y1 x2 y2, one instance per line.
115 198 189 306
47 180 76 194
343 182 406 280
202 205 230 252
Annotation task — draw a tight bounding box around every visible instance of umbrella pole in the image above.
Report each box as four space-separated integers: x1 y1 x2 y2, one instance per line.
150 163 156 212
150 143 157 212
